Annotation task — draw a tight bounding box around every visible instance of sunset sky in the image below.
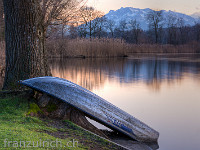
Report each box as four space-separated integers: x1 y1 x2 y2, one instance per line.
86 0 200 15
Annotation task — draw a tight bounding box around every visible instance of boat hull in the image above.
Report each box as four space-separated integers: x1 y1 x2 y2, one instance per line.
20 76 159 142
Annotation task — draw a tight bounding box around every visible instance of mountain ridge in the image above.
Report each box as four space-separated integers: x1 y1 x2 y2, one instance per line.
104 7 198 30
191 12 200 19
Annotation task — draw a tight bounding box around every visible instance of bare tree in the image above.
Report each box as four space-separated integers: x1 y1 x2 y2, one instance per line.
118 20 127 39
146 10 163 43
91 15 106 38
78 6 103 39
77 24 87 38
40 0 87 38
69 24 78 38
177 18 187 44
3 0 51 90
80 6 94 38
166 14 178 45
129 19 141 44
95 16 107 38
105 19 115 38
194 20 200 42
38 0 91 39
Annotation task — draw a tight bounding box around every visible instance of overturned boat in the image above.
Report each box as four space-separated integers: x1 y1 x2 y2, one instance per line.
20 76 159 142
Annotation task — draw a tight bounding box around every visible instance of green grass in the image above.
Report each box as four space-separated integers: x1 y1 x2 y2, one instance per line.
0 95 121 150
0 96 82 149
27 103 43 115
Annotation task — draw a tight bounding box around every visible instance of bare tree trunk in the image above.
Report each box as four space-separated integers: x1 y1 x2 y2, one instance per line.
0 0 4 40
3 0 51 90
61 24 65 39
155 27 158 44
89 20 92 40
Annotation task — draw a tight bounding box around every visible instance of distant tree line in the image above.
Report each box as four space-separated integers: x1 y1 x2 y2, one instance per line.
50 8 200 45
1 2 200 45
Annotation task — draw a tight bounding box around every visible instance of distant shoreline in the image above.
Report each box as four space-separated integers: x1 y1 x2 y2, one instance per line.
1 39 200 61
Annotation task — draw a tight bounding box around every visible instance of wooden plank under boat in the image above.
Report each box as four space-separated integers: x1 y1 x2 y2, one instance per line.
20 76 159 142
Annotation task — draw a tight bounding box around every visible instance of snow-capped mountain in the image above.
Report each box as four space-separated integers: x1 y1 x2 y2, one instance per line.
191 12 200 19
104 7 197 30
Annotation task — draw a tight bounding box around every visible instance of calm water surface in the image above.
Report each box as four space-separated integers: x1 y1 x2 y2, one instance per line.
50 55 200 150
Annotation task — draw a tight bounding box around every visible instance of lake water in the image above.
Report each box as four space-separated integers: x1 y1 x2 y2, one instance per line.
50 55 200 150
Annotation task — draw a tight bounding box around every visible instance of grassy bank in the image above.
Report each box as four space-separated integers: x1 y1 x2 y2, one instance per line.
0 93 123 150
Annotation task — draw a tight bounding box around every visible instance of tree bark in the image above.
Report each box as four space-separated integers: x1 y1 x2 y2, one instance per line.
2 0 51 90
0 0 4 40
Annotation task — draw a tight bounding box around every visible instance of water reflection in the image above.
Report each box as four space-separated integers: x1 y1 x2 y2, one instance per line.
50 56 200 150
50 57 200 91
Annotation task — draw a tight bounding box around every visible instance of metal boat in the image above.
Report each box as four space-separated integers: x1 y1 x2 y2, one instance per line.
20 76 159 142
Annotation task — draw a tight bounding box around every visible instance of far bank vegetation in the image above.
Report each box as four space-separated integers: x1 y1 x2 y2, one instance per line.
1 38 199 60
45 8 200 57
46 38 200 58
